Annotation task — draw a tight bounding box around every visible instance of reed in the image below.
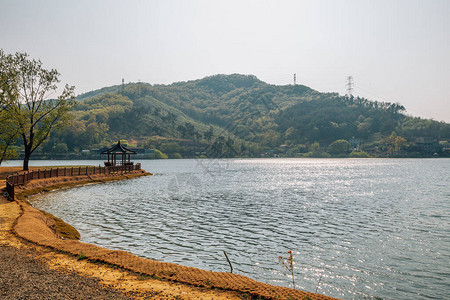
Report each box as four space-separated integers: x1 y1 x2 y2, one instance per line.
278 250 295 289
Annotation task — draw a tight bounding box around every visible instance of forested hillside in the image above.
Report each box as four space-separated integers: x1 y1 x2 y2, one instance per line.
37 74 450 158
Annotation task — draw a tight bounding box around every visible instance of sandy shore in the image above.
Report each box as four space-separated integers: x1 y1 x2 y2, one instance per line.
0 167 338 299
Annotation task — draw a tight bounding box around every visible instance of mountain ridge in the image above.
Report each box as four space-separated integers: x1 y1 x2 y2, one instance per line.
41 74 449 158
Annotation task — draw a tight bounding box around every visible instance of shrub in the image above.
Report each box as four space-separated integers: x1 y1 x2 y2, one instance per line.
349 151 370 158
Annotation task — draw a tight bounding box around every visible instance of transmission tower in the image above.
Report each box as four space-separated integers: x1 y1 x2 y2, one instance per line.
121 78 124 92
294 73 296 86
346 76 353 96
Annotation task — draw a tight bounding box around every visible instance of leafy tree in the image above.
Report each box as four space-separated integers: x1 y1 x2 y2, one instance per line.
349 151 370 158
52 142 68 153
328 139 351 155
6 52 75 170
385 131 406 156
304 142 330 158
171 152 182 159
0 108 19 165
153 149 168 159
184 122 196 138
285 144 308 157
0 50 19 109
310 142 321 154
0 116 18 164
160 142 181 154
0 50 20 164
203 125 214 142
177 124 187 137
211 136 225 157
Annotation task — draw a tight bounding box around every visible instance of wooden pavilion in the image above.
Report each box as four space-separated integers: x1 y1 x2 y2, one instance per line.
101 141 137 166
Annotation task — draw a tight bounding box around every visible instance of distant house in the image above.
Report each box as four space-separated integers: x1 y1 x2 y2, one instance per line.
415 137 439 154
440 141 450 156
279 144 288 153
349 137 363 151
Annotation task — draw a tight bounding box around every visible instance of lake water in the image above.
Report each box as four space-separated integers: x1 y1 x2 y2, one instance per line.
12 158 449 299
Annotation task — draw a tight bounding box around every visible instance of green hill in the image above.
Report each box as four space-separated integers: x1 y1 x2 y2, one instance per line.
41 74 450 158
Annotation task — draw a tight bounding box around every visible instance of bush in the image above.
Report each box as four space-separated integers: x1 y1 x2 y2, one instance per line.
303 151 330 158
349 151 370 158
154 149 168 159
160 142 181 154
328 139 351 155
52 143 68 153
170 152 182 159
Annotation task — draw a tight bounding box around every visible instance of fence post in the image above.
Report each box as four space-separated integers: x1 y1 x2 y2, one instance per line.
6 180 14 201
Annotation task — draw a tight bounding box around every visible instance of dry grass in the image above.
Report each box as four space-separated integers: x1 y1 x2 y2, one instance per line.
41 211 81 240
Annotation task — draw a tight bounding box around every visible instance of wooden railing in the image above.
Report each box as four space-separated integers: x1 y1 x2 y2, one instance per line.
4 163 141 201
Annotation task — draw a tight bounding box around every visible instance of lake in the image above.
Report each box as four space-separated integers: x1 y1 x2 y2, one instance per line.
8 158 448 299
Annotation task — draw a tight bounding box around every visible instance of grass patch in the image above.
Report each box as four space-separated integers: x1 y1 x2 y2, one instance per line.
137 273 161 281
41 211 80 240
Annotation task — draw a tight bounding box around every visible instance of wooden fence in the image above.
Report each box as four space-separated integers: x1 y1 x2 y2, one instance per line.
4 163 141 201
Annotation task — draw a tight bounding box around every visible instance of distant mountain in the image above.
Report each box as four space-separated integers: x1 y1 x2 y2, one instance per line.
41 74 449 158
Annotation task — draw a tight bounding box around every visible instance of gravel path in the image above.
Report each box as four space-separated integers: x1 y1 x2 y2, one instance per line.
0 244 131 300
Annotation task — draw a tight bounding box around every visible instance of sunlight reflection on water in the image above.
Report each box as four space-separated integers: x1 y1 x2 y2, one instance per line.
29 158 450 299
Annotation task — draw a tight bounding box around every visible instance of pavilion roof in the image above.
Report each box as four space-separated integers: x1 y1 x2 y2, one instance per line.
101 141 137 154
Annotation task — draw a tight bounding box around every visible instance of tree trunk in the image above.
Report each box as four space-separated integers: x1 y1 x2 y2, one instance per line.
23 147 31 171
23 155 29 171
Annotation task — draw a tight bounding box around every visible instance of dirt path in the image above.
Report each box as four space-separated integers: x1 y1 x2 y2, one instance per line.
0 197 129 299
0 244 132 299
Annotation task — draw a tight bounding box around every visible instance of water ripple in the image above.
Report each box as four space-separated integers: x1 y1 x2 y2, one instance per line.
31 158 450 299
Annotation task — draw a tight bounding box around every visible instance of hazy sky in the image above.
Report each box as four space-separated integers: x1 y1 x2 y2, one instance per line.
1 0 449 122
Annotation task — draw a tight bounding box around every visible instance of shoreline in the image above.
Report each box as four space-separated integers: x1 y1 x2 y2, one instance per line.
1 168 337 300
